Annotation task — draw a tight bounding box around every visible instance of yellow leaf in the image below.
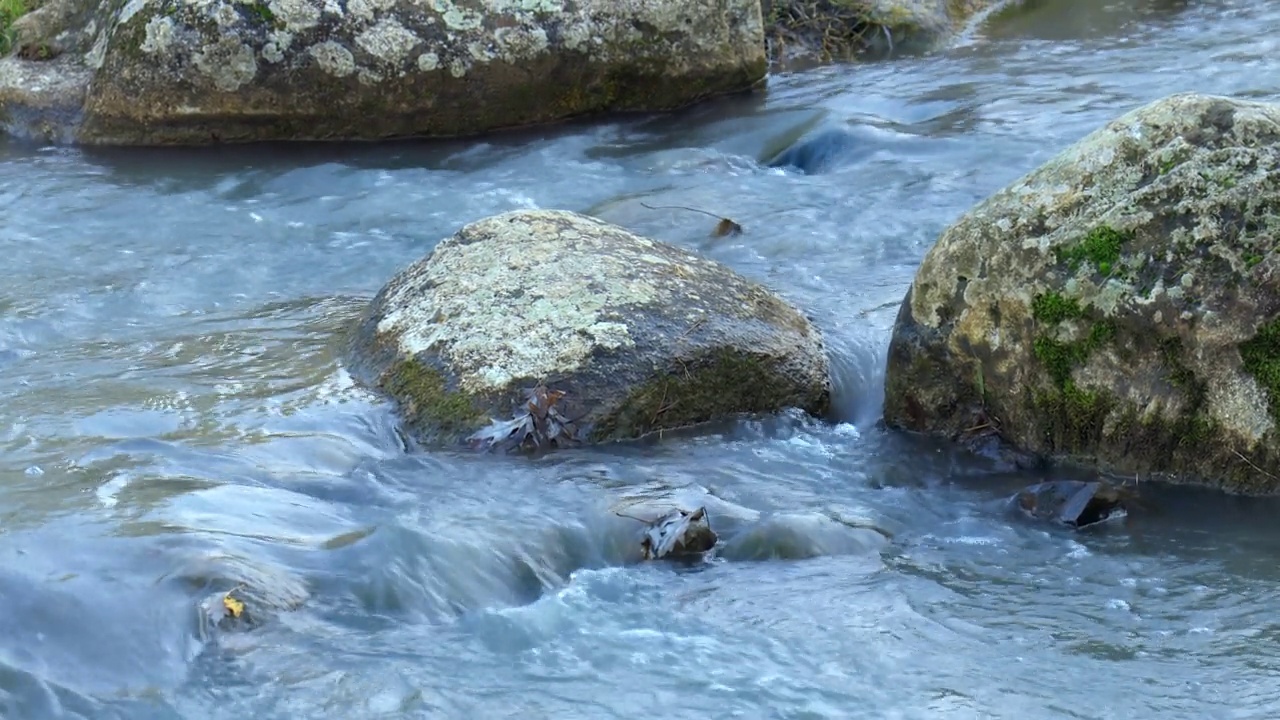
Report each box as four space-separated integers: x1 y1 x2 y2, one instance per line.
223 593 245 618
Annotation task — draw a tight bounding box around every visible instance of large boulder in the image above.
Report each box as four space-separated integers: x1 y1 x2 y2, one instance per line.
349 209 831 450
1 0 766 144
883 93 1280 494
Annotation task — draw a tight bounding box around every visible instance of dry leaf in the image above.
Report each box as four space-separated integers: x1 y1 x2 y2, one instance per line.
712 218 743 237
222 592 245 618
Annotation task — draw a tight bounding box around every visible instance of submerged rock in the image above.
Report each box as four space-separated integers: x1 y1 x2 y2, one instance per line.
1 0 766 144
763 0 1003 66
348 209 831 451
1013 480 1132 529
883 92 1280 494
767 127 863 175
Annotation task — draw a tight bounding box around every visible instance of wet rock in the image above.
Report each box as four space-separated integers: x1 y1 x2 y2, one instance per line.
763 0 1004 67
882 92 1280 494
1013 480 1132 529
348 209 831 451
627 506 719 561
767 127 862 175
1 0 766 144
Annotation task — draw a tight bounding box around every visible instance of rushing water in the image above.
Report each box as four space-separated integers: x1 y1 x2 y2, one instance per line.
4 1 1280 717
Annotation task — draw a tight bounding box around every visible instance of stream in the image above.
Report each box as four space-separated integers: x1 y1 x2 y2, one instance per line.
3 0 1280 717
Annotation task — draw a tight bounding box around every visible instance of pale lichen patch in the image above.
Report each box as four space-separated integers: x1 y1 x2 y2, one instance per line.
194 39 258 92
438 1 483 31
119 0 152 25
355 19 420 65
262 30 293 62
140 17 176 55
417 51 440 71
215 3 240 27
270 0 321 31
309 40 355 76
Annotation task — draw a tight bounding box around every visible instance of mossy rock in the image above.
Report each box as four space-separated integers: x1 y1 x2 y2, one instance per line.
348 209 832 451
883 92 1280 494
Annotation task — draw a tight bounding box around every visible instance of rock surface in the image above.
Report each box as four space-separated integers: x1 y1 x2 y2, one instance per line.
1013 480 1132 529
349 209 831 450
883 92 1280 494
1 0 766 144
763 0 1003 67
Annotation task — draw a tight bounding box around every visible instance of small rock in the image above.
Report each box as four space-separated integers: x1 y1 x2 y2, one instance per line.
1013 480 1133 529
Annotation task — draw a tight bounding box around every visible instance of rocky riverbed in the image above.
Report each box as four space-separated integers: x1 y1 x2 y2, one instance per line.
3 0 1280 718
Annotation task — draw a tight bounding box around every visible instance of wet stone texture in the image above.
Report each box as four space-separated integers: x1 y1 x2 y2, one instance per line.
0 0 766 144
348 209 832 450
883 92 1280 494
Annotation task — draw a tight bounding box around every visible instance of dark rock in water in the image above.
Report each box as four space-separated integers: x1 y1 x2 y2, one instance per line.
1014 480 1132 529
630 507 718 561
767 127 862 174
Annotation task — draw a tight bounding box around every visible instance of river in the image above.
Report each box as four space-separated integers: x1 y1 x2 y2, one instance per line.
3 1 1280 717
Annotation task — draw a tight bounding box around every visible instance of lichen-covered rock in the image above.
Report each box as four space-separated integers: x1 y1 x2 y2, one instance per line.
348 209 831 450
883 92 1280 494
46 0 763 144
763 0 1001 67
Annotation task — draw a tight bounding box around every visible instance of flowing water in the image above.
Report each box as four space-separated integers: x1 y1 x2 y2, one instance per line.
4 1 1280 717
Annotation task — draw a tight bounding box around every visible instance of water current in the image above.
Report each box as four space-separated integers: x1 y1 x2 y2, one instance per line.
3 1 1280 717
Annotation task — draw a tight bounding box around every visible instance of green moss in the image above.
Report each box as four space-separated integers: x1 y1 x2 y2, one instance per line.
0 0 26 55
1088 319 1116 348
1031 316 1116 389
1056 225 1130 274
1246 252 1264 268
1033 336 1086 388
1033 382 1114 452
1239 317 1280 425
1031 292 1084 324
381 360 488 442
244 0 276 25
1159 337 1200 396
589 348 826 441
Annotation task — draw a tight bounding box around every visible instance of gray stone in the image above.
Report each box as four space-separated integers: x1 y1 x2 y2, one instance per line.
348 209 831 451
883 92 1280 494
2 0 767 144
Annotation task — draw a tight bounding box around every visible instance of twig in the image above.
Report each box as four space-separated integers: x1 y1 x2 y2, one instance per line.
639 201 727 222
1232 448 1280 482
613 510 654 524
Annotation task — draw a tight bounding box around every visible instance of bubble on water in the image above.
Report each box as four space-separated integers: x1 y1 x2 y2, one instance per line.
24 466 43 476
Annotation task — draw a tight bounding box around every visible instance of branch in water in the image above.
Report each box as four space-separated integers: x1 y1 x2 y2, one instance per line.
639 201 744 238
